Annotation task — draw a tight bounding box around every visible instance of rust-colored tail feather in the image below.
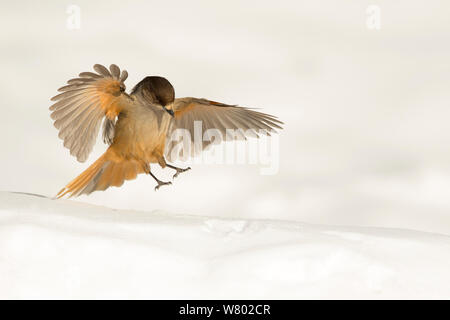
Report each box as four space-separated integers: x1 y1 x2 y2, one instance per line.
56 152 144 198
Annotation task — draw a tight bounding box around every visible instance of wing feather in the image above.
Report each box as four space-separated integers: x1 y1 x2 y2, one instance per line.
120 70 128 82
102 118 116 145
165 97 283 161
50 64 131 162
93 64 111 77
109 64 120 79
79 71 103 79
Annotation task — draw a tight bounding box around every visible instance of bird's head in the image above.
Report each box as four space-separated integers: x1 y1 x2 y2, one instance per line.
132 76 175 116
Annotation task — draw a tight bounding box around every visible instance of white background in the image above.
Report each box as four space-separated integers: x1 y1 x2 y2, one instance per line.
1 0 450 235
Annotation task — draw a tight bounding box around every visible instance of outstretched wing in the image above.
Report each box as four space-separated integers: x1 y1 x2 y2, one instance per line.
165 97 283 161
50 64 131 162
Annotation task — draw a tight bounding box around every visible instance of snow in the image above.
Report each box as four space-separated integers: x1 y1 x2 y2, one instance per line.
1 191 450 299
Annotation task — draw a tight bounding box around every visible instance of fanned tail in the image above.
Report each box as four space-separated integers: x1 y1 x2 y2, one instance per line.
56 151 145 198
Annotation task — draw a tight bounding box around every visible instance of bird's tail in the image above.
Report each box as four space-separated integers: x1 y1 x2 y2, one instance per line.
56 151 145 198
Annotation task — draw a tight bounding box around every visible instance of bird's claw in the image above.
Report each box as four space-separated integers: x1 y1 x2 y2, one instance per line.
173 167 191 179
154 181 172 191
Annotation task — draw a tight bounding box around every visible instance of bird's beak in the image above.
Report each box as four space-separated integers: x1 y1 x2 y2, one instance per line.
163 106 174 117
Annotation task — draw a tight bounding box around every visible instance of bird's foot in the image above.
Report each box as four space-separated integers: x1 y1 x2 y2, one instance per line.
154 180 172 191
173 166 191 179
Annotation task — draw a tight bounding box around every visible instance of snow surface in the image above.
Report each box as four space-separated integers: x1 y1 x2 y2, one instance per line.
1 191 450 299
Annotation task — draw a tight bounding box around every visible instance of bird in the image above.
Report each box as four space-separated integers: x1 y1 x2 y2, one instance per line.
50 64 283 198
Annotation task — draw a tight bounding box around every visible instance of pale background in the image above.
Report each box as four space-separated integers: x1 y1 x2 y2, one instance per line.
1 0 450 234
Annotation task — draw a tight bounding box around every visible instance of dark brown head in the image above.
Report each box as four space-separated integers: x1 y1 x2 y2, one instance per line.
131 76 175 115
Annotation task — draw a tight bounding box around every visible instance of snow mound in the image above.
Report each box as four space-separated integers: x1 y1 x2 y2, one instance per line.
1 191 449 299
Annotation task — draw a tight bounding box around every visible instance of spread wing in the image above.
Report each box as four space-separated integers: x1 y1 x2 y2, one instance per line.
165 97 283 161
49 64 131 162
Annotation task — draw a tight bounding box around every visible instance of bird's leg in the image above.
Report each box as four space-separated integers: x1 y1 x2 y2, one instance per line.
166 164 191 179
148 171 172 191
